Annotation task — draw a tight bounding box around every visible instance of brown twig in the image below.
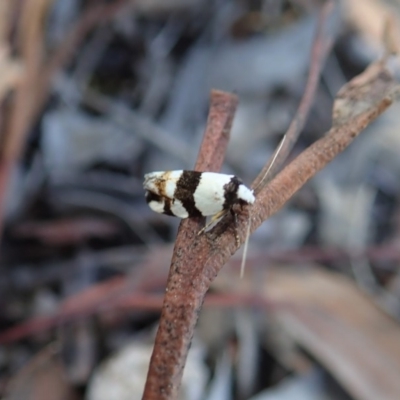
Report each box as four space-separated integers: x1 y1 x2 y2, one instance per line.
0 0 128 239
142 17 400 400
208 62 400 258
0 289 278 345
253 0 336 192
2 239 400 344
142 90 238 399
0 0 51 243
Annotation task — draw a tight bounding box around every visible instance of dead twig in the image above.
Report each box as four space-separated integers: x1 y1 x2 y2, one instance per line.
142 90 238 399
142 4 337 398
142 15 400 400
0 0 128 239
1 234 400 345
253 0 336 192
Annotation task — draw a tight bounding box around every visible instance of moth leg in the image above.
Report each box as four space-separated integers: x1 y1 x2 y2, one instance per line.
197 209 228 235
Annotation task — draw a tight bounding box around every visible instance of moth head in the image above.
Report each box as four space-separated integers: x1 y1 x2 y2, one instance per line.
143 172 163 192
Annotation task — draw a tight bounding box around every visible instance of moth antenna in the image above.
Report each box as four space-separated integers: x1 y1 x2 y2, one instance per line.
240 212 252 278
255 134 286 191
239 135 286 277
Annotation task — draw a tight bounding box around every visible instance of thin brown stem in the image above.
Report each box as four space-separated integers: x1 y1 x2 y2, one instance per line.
253 0 336 192
208 66 399 269
142 91 238 399
141 12 400 399
0 0 127 241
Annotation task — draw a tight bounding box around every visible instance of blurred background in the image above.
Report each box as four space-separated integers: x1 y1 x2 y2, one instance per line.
1 0 400 399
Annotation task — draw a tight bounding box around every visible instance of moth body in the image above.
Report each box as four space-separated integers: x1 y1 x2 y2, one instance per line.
143 170 254 219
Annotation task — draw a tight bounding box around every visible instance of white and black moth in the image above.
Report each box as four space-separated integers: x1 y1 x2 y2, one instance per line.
143 170 254 228
144 139 284 277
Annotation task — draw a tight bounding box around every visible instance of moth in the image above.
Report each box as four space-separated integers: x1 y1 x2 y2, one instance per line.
143 135 285 277
143 170 254 234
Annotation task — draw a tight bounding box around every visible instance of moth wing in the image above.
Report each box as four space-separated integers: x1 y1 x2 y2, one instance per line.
193 173 232 216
